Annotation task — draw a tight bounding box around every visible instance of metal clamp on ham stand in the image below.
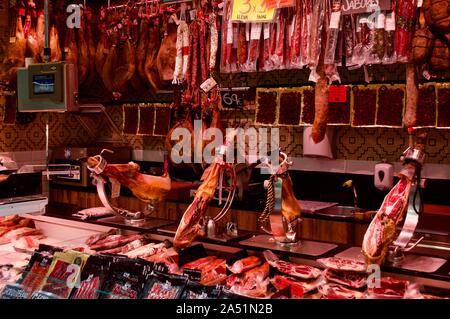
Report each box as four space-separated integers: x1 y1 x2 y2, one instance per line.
87 149 171 227
386 132 427 265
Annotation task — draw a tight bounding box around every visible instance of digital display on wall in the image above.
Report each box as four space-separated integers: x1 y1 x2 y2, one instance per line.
32 74 55 95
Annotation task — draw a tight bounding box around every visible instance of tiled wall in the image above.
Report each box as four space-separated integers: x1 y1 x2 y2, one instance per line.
2 105 449 167
0 112 92 152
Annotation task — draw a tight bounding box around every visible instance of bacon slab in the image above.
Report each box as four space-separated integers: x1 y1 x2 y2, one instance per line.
183 256 217 269
271 275 323 298
317 257 367 272
367 277 409 298
264 250 322 279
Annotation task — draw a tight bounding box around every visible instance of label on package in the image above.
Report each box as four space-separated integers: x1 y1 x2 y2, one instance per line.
0 284 28 299
328 85 347 103
200 77 218 93
183 268 202 282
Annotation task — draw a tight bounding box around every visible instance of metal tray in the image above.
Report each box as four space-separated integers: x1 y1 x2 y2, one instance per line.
239 235 338 257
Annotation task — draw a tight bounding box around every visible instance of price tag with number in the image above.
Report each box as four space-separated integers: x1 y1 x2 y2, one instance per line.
221 90 245 109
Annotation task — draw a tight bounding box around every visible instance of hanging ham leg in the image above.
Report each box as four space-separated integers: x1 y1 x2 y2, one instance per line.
36 12 44 61
77 11 89 85
84 7 97 86
101 33 117 93
49 25 62 62
86 158 171 203
136 18 149 84
173 130 237 249
24 15 40 63
1 16 26 84
64 28 78 65
156 22 177 82
144 21 162 92
111 38 136 93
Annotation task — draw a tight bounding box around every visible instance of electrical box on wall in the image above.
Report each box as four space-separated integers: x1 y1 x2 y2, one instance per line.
17 62 79 112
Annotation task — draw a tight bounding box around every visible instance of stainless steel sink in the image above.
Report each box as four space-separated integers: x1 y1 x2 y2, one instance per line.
315 206 365 219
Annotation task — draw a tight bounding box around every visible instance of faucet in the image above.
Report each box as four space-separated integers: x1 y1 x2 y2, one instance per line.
343 180 358 208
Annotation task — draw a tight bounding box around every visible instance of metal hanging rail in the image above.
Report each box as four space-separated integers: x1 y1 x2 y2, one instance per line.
105 0 192 10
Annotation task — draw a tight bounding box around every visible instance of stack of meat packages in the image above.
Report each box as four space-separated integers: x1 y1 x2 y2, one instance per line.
317 257 368 299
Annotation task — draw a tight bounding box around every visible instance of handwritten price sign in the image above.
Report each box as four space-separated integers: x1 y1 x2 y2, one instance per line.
221 91 244 109
231 0 276 23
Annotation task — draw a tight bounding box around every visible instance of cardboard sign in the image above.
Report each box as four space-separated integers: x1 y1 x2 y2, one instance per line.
328 85 348 103
341 0 391 15
231 0 276 23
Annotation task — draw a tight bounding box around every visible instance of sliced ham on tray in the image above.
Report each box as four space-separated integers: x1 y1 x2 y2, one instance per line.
319 283 365 299
264 250 322 279
317 257 367 272
323 268 367 289
90 234 142 251
367 277 409 298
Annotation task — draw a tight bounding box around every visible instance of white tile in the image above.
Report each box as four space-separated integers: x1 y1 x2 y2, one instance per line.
12 151 29 162
32 150 46 162
142 150 164 162
289 157 450 180
131 150 143 161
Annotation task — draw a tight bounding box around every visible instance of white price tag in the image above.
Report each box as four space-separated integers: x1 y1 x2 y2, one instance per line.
385 12 396 31
200 77 218 93
377 12 386 29
110 178 121 199
330 11 341 29
227 21 233 44
250 23 262 40
264 24 270 40
417 0 423 7
190 9 197 21
246 23 250 41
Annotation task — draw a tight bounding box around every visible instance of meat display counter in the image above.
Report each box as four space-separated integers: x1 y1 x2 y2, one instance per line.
1 205 449 299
